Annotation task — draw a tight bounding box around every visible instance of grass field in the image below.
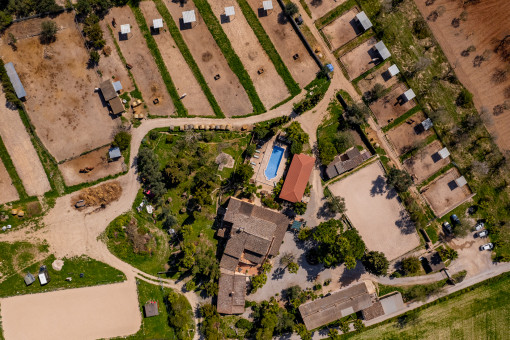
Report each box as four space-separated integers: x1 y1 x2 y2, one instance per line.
0 250 126 298
123 280 194 340
349 273 510 339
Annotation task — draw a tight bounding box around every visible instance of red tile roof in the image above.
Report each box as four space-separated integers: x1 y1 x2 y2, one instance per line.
279 154 315 203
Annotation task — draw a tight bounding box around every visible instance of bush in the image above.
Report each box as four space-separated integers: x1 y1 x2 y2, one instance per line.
412 20 429 39
236 318 253 331
89 50 100 65
40 20 58 44
113 131 131 151
401 256 421 275
284 2 299 16
385 167 413 193
456 88 473 108
362 251 389 276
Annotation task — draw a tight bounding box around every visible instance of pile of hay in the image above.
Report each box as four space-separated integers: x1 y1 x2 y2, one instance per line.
52 259 64 271
78 181 122 207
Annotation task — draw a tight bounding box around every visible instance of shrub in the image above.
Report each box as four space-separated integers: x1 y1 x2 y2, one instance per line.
284 2 299 16
412 20 429 39
456 88 473 108
293 201 307 215
236 318 253 331
385 167 413 193
401 256 421 275
113 131 131 151
40 21 58 44
362 251 389 276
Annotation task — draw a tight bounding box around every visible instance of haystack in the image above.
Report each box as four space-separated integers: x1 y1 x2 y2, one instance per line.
52 259 64 271
77 181 122 207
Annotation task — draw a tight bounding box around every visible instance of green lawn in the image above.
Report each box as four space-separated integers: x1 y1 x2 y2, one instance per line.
123 280 194 340
350 273 510 339
0 252 126 298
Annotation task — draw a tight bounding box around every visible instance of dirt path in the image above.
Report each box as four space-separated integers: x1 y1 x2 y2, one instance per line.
0 159 18 204
0 94 51 196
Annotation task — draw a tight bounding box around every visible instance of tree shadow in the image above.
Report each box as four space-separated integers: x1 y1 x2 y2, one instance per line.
370 175 386 196
278 11 289 25
339 260 366 287
316 202 337 219
394 210 416 235
272 267 286 280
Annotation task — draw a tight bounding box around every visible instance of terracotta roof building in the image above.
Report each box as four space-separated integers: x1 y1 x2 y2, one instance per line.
217 274 246 314
279 153 315 203
218 197 290 272
325 147 370 179
299 281 377 330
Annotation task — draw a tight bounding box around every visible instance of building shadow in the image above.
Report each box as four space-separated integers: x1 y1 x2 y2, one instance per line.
179 18 193 30
447 180 458 191
349 18 365 35
431 152 442 163
220 14 231 24
258 8 268 17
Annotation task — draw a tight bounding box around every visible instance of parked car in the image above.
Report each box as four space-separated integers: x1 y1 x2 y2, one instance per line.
443 222 453 235
450 214 461 225
477 230 489 238
474 222 485 231
480 243 494 251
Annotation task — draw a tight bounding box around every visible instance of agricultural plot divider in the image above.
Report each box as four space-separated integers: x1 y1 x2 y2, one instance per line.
236 0 301 97
0 135 27 199
131 5 187 117
193 0 265 114
154 0 224 118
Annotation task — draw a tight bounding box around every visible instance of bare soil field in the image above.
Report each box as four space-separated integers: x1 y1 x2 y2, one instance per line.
369 84 416 126
304 0 348 20
59 146 125 186
208 0 289 108
328 161 420 260
356 61 398 96
415 0 510 152
321 7 360 51
139 1 214 116
247 0 318 87
0 13 118 162
106 7 175 117
403 140 450 183
0 281 140 340
421 167 473 218
0 94 51 197
98 21 135 95
0 160 18 204
385 111 433 155
164 0 252 116
339 37 379 79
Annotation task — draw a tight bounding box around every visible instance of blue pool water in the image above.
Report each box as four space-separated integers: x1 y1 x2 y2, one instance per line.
265 146 284 180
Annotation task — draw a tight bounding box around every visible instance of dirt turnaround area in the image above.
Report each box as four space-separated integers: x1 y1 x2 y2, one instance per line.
0 281 140 340
59 146 125 187
328 161 420 260
0 93 51 197
208 0 289 108
340 37 379 80
385 111 433 156
369 84 416 126
164 0 252 116
321 7 360 51
421 168 473 218
403 140 450 184
247 0 317 87
139 1 214 116
414 0 510 152
0 13 118 162
0 159 18 204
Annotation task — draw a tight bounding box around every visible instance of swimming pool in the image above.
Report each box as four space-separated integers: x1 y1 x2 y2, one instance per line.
264 146 284 180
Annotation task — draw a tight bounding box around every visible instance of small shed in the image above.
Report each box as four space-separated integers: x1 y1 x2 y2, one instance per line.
113 81 123 92
38 266 50 286
182 10 197 24
109 147 122 160
24 272 35 286
438 147 450 159
326 63 334 72
374 41 391 60
421 118 433 131
402 88 416 102
120 24 131 35
225 6 235 17
455 176 467 187
144 301 159 318
5 62 26 99
263 0 273 12
387 64 399 77
109 96 125 115
355 11 373 31
153 18 163 30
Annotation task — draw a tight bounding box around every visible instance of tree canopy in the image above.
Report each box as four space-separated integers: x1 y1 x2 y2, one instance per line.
362 251 389 276
385 167 414 193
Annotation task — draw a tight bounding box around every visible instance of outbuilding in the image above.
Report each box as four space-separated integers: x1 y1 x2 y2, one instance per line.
153 18 163 31
225 6 235 18
109 147 122 160
143 301 159 318
355 11 373 31
374 41 391 60
5 62 26 99
262 0 273 14
387 64 399 77
279 153 315 203
182 10 197 25
38 266 50 286
108 96 125 115
99 80 118 102
24 272 35 286
455 176 467 187
120 24 131 36
402 88 416 102
420 118 433 131
437 147 450 159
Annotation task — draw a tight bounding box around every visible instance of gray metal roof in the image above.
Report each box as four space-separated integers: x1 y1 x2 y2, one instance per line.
421 118 433 131
380 292 404 315
182 10 196 24
263 1 273 10
403 88 416 101
109 147 121 159
388 64 400 76
356 11 372 30
113 81 122 92
5 62 26 98
374 41 391 60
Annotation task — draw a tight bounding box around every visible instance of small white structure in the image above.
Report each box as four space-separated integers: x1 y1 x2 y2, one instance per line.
403 89 416 102
263 0 273 12
421 118 433 131
38 272 48 285
355 11 372 31
113 81 122 92
146 205 153 214
374 41 391 60
438 147 450 159
153 18 163 30
225 6 235 17
182 10 197 24
455 176 467 187
120 24 131 35
388 64 400 77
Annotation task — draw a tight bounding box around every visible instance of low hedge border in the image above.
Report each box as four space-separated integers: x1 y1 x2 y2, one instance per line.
194 0 265 114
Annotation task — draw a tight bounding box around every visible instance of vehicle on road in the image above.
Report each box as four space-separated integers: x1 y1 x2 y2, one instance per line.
443 221 453 235
480 243 494 251
474 222 485 231
477 230 489 238
451 214 461 225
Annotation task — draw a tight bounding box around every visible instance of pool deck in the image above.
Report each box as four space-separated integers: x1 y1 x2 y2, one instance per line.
252 136 289 190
